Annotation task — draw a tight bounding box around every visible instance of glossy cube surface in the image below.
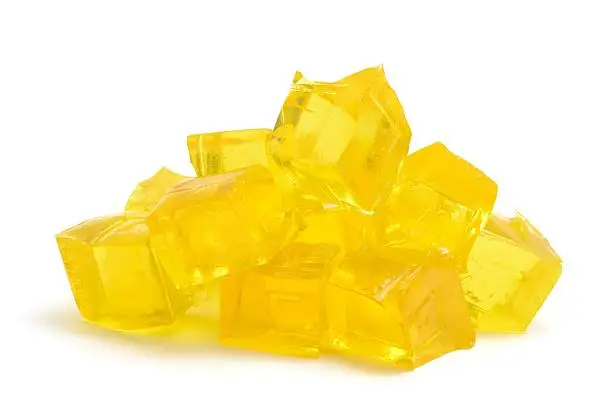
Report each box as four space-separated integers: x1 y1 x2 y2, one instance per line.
220 243 339 357
368 142 498 262
269 66 411 210
326 250 474 368
56 213 184 330
125 167 188 212
294 204 367 254
147 165 295 292
461 213 562 333
188 129 271 177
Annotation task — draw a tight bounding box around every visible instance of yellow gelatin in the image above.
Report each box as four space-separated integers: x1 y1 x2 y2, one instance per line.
220 243 340 357
56 213 185 330
368 142 498 262
269 66 412 210
125 167 188 212
147 165 296 292
188 129 271 177
294 204 367 254
187 127 316 213
461 212 562 333
326 250 474 369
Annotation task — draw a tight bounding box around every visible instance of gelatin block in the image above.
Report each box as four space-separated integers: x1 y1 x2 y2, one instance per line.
269 66 412 210
56 213 185 330
188 129 270 177
220 243 340 357
461 212 562 333
368 142 498 262
147 165 296 292
326 250 474 369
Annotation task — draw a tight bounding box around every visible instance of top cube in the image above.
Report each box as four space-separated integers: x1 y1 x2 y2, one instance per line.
269 66 412 211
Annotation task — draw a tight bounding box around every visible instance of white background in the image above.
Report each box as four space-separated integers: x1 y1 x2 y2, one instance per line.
1 1 610 406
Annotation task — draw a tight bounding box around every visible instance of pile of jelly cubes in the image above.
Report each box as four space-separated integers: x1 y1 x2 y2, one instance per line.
56 66 561 370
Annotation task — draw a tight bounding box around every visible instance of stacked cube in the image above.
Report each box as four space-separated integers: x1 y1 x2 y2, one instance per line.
56 66 562 370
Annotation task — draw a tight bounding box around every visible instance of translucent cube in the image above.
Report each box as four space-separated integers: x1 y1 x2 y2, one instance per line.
326 250 474 369
368 142 498 262
220 243 340 357
270 66 412 210
461 213 562 333
147 165 296 292
56 213 185 330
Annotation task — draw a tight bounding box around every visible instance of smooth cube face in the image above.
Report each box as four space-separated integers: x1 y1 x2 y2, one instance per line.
125 167 188 212
269 66 412 210
461 213 562 333
368 142 497 262
186 128 311 213
147 165 296 292
188 129 271 177
326 251 474 369
294 204 368 254
56 213 184 330
220 243 339 357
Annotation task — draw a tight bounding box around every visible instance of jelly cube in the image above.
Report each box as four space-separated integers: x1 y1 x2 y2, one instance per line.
269 66 411 210
368 142 497 262
220 243 339 357
56 213 185 330
147 165 296 292
326 250 474 369
461 212 562 333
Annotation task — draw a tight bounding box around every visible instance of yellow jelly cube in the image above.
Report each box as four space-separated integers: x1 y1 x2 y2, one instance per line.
147 165 296 292
326 250 474 369
56 213 185 330
220 243 339 357
269 66 412 210
368 142 498 262
125 167 188 212
461 212 562 333
187 129 270 177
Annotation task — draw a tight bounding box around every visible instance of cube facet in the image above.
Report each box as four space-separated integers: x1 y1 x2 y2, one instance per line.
56 213 185 330
368 142 498 262
188 129 271 177
326 250 474 368
269 67 411 210
461 213 562 333
293 204 367 254
125 167 188 212
220 243 340 357
147 165 296 292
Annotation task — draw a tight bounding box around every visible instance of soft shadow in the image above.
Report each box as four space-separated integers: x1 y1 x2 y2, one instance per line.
36 306 275 362
35 306 406 375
